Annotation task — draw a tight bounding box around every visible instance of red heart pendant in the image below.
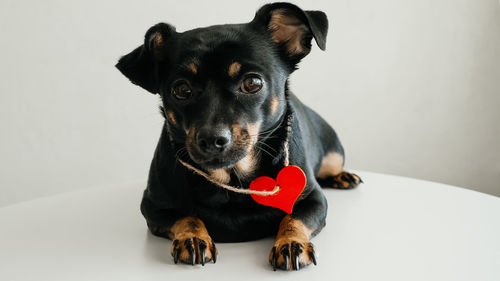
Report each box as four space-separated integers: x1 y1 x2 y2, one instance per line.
249 165 306 214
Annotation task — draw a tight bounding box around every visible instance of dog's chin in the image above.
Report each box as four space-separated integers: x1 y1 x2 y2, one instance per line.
196 158 240 170
188 150 247 170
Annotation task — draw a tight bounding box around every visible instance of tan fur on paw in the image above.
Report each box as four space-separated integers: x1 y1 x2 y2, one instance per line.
169 217 217 265
270 239 316 271
269 215 316 271
331 171 362 189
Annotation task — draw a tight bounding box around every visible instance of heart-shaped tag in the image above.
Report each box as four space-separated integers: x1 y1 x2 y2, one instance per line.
249 165 306 214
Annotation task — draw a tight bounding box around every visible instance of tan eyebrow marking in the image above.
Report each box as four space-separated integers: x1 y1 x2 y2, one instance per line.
228 62 242 77
167 110 177 125
188 63 198 74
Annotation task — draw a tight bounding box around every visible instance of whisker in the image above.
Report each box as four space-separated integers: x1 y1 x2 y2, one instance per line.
257 140 277 153
256 144 277 159
231 168 244 189
173 147 188 170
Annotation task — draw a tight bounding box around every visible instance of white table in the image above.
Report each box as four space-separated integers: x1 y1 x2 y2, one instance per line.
1 172 499 281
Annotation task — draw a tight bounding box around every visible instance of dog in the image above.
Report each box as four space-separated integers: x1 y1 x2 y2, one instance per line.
116 2 361 271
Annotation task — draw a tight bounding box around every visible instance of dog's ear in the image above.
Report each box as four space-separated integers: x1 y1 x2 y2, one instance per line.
251 3 328 65
115 23 176 94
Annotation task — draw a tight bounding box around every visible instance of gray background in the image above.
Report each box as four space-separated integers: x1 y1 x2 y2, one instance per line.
1 0 499 207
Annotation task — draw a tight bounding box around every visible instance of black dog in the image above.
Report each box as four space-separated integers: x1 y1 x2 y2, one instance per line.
116 2 361 271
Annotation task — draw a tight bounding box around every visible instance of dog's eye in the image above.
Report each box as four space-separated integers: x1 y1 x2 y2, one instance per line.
241 76 263 94
172 82 192 100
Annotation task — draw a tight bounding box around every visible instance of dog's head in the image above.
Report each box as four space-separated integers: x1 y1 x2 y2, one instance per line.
116 2 328 172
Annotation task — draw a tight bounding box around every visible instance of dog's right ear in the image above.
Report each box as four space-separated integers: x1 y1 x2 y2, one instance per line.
115 23 176 94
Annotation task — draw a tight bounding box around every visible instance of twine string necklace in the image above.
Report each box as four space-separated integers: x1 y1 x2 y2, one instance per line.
173 114 294 197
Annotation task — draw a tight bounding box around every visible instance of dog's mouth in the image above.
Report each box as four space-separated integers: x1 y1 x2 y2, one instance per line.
184 122 261 170
190 153 246 170
186 145 249 170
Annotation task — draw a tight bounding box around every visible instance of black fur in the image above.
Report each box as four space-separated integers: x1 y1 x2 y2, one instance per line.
116 2 352 247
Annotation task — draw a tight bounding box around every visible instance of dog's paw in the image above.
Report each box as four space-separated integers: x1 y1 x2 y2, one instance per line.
330 171 363 189
269 239 317 271
171 235 217 265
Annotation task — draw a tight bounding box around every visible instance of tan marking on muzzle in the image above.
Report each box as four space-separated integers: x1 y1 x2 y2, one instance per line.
234 122 261 176
235 149 257 177
208 169 231 184
246 122 261 149
232 123 242 137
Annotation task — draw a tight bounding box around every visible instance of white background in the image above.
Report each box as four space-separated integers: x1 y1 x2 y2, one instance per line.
0 0 499 207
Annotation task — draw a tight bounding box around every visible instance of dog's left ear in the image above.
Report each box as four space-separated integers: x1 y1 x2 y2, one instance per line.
115 23 176 94
251 2 328 65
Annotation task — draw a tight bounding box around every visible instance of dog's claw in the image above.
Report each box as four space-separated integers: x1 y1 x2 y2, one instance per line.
325 171 362 189
342 173 356 183
172 240 180 264
308 242 317 265
171 237 216 265
291 244 297 270
280 244 290 270
309 251 317 265
173 248 180 264
199 239 207 266
271 246 277 271
211 242 217 263
292 242 302 270
183 238 195 265
270 240 316 271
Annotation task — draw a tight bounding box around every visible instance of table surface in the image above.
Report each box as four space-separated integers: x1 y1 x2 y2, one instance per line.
1 171 499 281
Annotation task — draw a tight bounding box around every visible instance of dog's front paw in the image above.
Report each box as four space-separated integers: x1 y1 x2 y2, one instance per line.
171 235 217 265
168 217 217 266
269 239 317 271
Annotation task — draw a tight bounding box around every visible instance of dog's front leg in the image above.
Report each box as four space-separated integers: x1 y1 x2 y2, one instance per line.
269 187 327 271
164 217 218 265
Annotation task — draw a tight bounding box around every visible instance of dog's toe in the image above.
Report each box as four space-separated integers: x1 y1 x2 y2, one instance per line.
330 171 362 189
171 236 217 265
270 240 316 271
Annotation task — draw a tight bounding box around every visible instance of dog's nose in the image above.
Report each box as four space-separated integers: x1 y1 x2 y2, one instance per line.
196 127 232 154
